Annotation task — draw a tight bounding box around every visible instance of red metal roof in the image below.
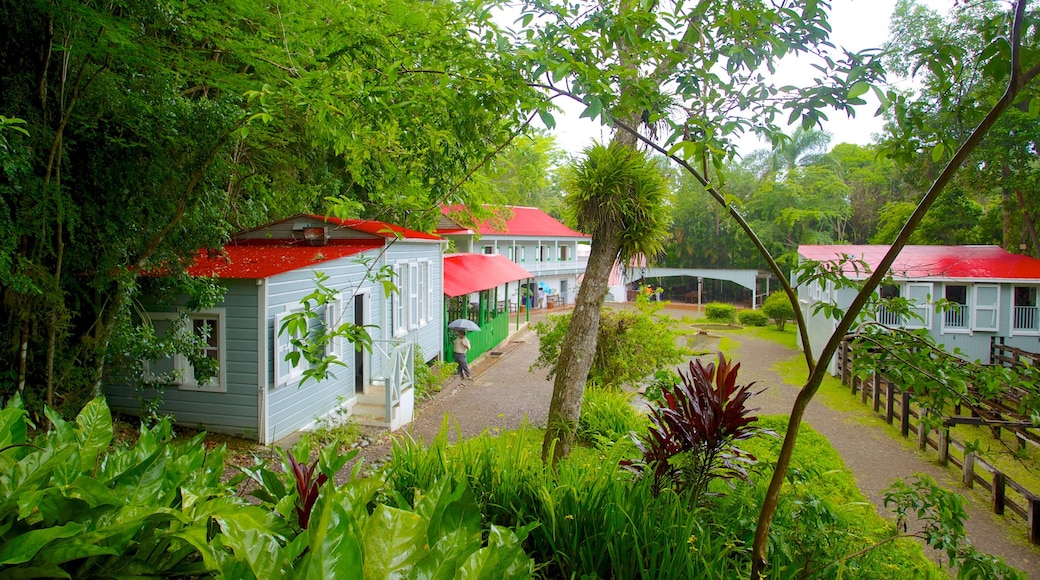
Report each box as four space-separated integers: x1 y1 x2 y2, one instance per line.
187 240 383 279
313 214 441 241
439 206 590 238
798 245 1040 281
443 253 534 297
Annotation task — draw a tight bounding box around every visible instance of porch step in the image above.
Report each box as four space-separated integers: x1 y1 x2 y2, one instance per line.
351 402 390 428
357 383 386 407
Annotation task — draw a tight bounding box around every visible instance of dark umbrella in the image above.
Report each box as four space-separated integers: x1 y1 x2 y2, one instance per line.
447 319 480 332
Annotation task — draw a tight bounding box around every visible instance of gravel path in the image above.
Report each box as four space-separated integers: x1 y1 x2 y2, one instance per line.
350 306 1039 577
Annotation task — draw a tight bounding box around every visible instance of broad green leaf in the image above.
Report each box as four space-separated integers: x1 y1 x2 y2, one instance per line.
0 522 85 566
217 520 291 579
362 505 429 577
408 528 475 580
537 109 556 130
296 494 363 580
930 142 945 163
74 398 113 472
847 81 869 100
579 96 602 120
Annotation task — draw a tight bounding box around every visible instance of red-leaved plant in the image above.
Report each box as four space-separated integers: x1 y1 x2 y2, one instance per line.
287 452 328 529
621 352 771 502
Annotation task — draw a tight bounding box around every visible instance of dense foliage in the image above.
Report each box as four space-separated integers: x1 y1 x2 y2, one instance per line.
704 302 738 324
384 416 954 579
0 0 537 417
762 292 796 331
0 396 534 578
531 290 690 390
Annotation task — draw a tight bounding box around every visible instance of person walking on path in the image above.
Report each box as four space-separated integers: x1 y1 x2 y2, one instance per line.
452 330 472 380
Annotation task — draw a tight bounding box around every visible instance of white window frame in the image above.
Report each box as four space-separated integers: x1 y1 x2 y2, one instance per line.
146 310 226 393
483 245 494 255
423 259 435 323
904 283 932 330
1011 285 1039 335
940 283 970 334
417 260 428 326
408 262 419 330
393 262 407 338
274 308 306 387
972 283 1000 332
324 298 344 359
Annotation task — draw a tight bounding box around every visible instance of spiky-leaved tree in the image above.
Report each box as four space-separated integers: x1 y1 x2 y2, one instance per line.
542 142 671 465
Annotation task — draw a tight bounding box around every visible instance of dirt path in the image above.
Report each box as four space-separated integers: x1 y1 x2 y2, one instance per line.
350 308 1039 577
728 332 1039 578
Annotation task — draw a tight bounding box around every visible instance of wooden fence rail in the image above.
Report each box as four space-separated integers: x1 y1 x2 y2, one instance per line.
837 340 1040 545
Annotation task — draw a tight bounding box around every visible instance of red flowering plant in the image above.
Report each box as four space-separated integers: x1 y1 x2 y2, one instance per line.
621 352 772 503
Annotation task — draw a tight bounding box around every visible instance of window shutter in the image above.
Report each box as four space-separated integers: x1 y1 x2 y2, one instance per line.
274 311 292 386
905 283 932 329
972 284 1000 331
409 262 419 329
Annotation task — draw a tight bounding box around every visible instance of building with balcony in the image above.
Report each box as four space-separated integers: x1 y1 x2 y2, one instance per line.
796 244 1040 373
437 206 591 308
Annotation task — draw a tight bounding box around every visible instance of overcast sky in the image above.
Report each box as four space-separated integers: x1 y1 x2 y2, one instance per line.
538 0 954 158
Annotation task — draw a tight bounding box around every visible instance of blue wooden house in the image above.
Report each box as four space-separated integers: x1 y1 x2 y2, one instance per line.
797 245 1040 373
105 214 444 444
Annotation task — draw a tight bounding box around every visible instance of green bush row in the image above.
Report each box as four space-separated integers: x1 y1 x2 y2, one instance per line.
737 309 769 326
704 301 737 323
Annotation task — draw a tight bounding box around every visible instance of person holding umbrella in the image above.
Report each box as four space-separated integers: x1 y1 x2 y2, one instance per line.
452 329 471 380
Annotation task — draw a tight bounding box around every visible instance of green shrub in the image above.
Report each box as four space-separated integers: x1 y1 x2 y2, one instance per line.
704 302 737 323
737 309 768 326
578 387 647 445
532 290 690 389
762 291 795 330
384 418 951 580
413 346 456 400
0 396 535 579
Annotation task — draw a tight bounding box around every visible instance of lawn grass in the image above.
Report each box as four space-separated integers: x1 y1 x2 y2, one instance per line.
731 330 1040 544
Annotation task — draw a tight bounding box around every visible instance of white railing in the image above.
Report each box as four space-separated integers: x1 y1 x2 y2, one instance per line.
876 306 901 327
371 340 414 422
520 257 589 276
1013 306 1038 331
944 306 968 329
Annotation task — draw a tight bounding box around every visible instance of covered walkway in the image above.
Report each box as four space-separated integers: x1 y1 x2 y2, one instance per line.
619 267 774 308
442 253 533 364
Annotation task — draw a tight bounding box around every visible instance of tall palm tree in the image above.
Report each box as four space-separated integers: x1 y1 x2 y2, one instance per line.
542 141 671 465
763 127 833 177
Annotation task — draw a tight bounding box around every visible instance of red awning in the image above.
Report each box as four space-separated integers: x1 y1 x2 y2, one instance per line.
443 253 534 297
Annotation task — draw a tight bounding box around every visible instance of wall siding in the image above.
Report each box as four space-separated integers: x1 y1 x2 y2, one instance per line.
104 279 261 440
265 259 372 443
265 240 442 443
798 273 1040 372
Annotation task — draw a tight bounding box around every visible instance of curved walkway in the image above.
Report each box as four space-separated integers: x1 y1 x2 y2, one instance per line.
353 307 1039 577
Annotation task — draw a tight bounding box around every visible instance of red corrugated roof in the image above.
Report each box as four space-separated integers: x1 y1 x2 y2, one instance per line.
187 240 383 279
798 245 1040 280
443 253 534 297
312 214 441 241
439 206 590 238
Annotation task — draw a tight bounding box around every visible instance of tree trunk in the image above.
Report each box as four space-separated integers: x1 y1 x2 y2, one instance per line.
1014 187 1040 258
541 224 622 465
